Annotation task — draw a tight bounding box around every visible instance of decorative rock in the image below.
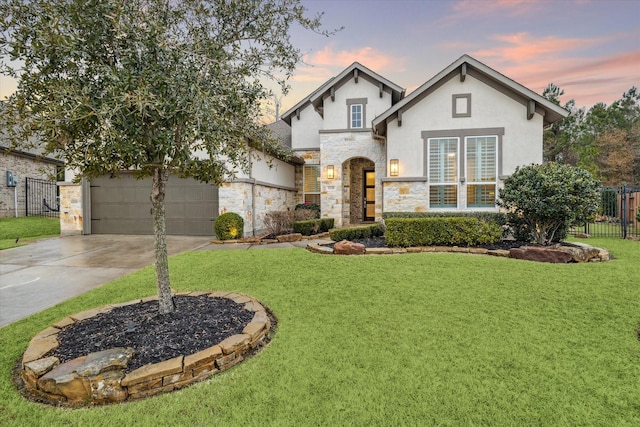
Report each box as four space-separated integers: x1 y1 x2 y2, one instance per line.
243 321 266 341
509 246 573 263
557 242 602 262
333 240 365 255
90 369 128 403
219 334 250 355
24 356 59 378
76 347 135 377
184 345 223 371
276 233 302 242
575 233 591 238
122 355 183 387
23 335 59 366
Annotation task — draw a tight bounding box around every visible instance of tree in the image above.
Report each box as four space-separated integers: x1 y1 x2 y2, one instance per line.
498 163 600 245
0 0 330 314
541 83 583 165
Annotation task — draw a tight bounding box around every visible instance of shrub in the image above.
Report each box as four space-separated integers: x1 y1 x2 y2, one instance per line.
263 210 293 236
293 209 317 221
385 217 502 247
329 224 384 241
293 218 336 236
637 206 640 223
214 212 244 240
382 211 507 227
295 203 320 218
498 163 600 245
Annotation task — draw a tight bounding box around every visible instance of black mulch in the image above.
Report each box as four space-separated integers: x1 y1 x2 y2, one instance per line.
46 295 256 373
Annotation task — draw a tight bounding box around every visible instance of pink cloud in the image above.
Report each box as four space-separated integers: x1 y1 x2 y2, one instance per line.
448 0 541 22
304 45 407 74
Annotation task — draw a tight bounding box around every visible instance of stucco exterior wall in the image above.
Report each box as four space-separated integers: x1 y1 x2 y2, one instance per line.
322 78 393 130
385 73 544 178
290 106 323 150
250 152 295 189
0 152 58 218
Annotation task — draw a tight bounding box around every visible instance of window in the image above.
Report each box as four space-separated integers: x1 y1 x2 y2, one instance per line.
346 98 367 129
303 165 320 205
350 104 363 128
428 138 458 208
466 136 497 207
452 94 471 118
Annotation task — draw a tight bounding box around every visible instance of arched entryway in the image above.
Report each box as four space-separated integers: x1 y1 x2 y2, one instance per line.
342 157 375 225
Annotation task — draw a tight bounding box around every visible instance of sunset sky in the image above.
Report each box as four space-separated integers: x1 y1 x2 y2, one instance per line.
273 0 640 115
1 0 638 117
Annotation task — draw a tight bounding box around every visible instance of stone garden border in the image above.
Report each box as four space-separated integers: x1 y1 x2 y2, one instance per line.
17 291 272 406
306 241 610 263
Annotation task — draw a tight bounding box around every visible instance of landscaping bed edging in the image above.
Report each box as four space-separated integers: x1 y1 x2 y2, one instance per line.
17 291 272 405
306 241 610 263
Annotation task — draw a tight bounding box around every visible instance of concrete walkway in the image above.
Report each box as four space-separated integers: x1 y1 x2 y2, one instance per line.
0 234 330 327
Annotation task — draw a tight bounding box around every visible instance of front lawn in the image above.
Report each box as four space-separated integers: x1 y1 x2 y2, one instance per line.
1 238 639 426
0 216 60 250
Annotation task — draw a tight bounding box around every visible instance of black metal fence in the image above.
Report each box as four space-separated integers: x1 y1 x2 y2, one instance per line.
569 185 640 239
25 177 59 218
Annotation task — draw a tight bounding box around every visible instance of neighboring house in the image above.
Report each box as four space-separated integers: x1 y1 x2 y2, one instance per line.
0 144 64 218
58 54 568 236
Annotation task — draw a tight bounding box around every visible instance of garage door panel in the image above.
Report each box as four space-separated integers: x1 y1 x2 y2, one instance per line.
91 173 217 236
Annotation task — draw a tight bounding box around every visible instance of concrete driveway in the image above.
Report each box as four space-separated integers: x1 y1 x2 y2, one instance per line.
0 235 212 327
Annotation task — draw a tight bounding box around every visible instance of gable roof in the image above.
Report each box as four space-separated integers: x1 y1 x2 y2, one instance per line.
372 54 569 136
281 62 405 125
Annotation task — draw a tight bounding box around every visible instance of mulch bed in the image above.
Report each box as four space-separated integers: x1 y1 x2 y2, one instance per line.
46 295 256 373
324 236 531 250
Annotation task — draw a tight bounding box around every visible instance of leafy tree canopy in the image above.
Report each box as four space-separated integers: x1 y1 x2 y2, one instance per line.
0 0 331 314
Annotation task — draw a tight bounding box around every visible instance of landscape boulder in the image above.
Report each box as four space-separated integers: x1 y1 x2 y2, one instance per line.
509 246 573 263
333 240 366 255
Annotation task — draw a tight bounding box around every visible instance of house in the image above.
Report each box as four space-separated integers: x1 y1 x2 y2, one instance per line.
58 54 568 236
0 144 64 218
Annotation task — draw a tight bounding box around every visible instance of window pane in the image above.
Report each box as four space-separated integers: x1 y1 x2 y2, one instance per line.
303 166 320 193
430 185 457 208
429 138 457 183
351 104 362 128
304 194 320 205
467 184 496 208
466 136 496 182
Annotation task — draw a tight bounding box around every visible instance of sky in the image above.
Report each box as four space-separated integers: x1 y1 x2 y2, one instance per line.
1 0 638 116
270 0 640 116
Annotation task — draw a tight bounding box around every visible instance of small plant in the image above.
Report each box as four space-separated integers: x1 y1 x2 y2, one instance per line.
264 210 293 236
293 209 317 221
385 217 502 247
636 206 640 224
329 224 384 241
214 212 244 240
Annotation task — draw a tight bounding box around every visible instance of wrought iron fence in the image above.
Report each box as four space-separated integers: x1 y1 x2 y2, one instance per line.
25 177 59 218
569 185 640 239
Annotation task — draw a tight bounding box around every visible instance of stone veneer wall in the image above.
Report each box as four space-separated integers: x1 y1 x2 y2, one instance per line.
382 181 429 213
219 181 296 236
59 183 84 235
319 131 385 227
19 292 271 405
0 153 58 218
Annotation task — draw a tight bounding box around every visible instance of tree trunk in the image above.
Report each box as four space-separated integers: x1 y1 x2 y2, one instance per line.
151 166 175 314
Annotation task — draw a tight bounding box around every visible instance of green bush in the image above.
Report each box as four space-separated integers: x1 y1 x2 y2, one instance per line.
214 212 244 240
498 163 599 245
383 211 507 227
293 218 335 236
295 203 320 219
636 206 640 223
329 224 384 241
385 217 502 247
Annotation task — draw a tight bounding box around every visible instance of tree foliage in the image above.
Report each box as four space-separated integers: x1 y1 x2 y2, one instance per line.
498 163 600 245
543 84 640 185
0 0 329 313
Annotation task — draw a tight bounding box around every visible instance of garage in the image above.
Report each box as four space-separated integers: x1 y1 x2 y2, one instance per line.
90 173 218 236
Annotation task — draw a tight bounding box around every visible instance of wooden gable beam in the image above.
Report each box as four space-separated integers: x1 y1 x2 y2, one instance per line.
397 110 402 127
296 108 300 120
527 100 536 120
460 63 467 82
354 69 359 83
330 86 335 101
379 82 384 98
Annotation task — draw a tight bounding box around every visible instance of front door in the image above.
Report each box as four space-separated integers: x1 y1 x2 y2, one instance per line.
363 170 375 222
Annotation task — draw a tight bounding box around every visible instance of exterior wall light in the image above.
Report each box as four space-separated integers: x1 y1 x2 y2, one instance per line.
390 159 399 177
326 165 335 180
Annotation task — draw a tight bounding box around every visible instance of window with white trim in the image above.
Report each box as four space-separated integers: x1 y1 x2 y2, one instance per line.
303 165 320 205
466 136 497 208
428 137 458 208
350 104 363 128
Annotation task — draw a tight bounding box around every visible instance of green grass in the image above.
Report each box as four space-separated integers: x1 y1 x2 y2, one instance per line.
0 216 60 250
1 238 639 426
